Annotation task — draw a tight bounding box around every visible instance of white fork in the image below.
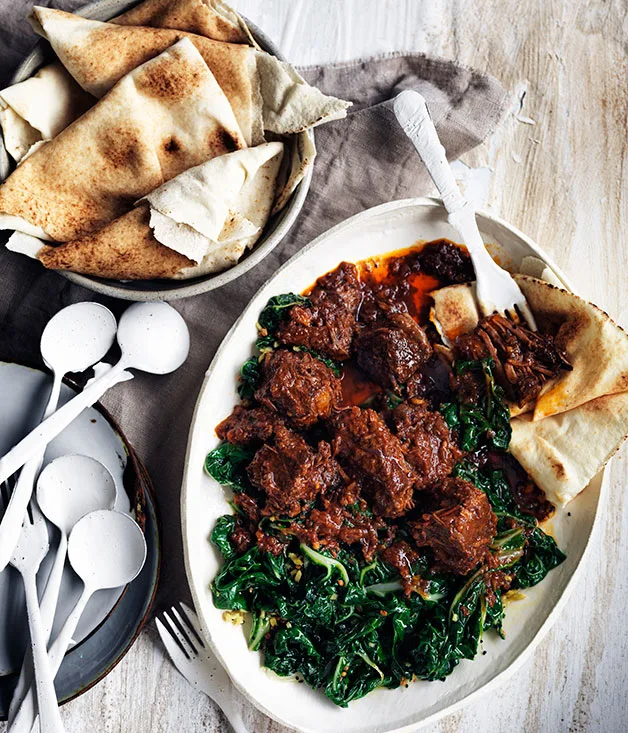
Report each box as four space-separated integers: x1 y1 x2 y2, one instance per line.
156 603 248 733
393 90 537 330
4 485 65 733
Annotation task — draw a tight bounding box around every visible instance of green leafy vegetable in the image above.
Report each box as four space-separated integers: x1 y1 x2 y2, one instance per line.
440 359 511 451
237 356 262 400
204 443 254 492
210 515 239 561
236 293 342 396
510 528 566 588
454 460 534 524
258 293 311 333
249 611 271 650
301 544 350 584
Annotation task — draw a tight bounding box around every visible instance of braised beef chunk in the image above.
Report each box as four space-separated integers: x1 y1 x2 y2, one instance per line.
354 313 433 392
215 405 284 446
409 477 497 575
417 240 474 285
277 263 362 360
391 402 462 486
248 426 339 518
328 407 416 518
455 314 571 406
254 349 341 428
314 262 363 312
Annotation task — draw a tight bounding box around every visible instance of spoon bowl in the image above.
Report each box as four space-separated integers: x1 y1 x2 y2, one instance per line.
117 303 190 375
40 302 117 375
68 510 147 591
36 455 117 535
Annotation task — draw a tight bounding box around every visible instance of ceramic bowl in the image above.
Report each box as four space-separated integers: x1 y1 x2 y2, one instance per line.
2 0 313 301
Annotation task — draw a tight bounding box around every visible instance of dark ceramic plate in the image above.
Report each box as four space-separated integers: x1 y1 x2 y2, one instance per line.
0 362 160 718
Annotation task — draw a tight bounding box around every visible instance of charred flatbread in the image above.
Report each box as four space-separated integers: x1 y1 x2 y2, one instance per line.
0 38 245 242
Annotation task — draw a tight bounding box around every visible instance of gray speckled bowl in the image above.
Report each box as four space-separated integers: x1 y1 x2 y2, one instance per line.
3 0 313 301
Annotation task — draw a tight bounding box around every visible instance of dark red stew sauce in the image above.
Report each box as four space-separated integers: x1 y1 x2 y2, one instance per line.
217 240 558 590
336 241 471 407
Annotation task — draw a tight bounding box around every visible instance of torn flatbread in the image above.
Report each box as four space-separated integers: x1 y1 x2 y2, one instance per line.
0 63 92 163
114 0 256 45
29 7 349 145
0 38 245 242
11 142 284 280
510 392 628 506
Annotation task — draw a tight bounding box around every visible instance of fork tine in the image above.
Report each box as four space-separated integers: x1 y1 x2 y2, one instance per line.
178 603 206 650
0 482 10 511
170 606 200 655
158 609 195 660
156 616 193 669
516 301 538 331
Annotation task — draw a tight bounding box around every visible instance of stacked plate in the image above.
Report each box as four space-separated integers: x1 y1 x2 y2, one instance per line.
0 361 160 718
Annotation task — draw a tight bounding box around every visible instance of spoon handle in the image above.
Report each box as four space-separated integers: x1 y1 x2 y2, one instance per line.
21 570 66 733
393 90 508 278
10 587 92 733
0 361 132 487
8 534 68 726
393 90 466 215
0 372 62 573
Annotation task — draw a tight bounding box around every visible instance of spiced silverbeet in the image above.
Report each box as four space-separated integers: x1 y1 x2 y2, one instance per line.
206 244 567 706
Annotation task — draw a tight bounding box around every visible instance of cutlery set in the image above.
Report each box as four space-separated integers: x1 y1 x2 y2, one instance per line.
0 300 189 732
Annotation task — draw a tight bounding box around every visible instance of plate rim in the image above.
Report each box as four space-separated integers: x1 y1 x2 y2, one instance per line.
4 0 314 302
180 196 606 732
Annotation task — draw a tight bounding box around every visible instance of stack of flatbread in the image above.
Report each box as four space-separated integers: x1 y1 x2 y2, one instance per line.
431 264 628 509
0 0 351 280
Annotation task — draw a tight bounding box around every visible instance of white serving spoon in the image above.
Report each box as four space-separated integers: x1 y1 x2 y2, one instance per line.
8 456 117 726
0 302 190 487
10 510 147 733
0 302 117 573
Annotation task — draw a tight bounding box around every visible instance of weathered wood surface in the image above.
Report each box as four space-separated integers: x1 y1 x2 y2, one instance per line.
1 0 627 730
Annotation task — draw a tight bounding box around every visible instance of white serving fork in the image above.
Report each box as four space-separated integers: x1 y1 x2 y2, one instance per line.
0 482 65 733
393 89 537 331
156 603 248 733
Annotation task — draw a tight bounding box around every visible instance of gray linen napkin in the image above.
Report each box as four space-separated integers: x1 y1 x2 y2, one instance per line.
0 2 507 608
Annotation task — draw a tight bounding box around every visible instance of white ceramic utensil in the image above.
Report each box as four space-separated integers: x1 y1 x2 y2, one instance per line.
8 456 117 726
0 302 190 486
0 302 117 572
393 90 537 330
8 500 65 733
10 510 147 733
157 604 248 733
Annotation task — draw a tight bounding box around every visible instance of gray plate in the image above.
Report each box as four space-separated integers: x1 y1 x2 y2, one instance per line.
0 361 160 718
3 0 313 301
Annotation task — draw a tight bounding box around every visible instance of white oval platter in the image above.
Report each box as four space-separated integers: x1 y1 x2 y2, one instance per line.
181 197 605 733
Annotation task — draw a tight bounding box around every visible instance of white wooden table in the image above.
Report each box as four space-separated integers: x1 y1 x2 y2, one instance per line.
3 1 627 731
